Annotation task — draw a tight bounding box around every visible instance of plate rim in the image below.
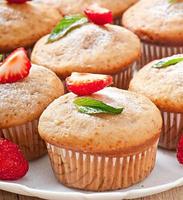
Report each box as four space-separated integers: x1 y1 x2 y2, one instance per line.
0 176 183 200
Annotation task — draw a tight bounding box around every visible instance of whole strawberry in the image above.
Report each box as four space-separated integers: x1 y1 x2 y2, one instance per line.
177 136 183 164
0 139 29 180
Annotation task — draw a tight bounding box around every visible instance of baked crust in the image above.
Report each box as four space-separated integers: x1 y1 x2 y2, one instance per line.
38 87 162 156
129 58 183 113
0 64 64 128
34 0 138 18
31 24 140 79
0 2 62 53
122 0 183 46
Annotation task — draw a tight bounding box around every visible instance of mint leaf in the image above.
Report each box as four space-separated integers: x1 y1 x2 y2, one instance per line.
153 56 183 69
169 0 176 3
48 15 88 43
0 54 3 62
74 97 124 115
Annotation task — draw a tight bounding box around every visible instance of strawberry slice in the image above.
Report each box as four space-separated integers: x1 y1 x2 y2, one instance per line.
84 4 113 25
0 48 31 84
7 0 29 3
66 72 113 96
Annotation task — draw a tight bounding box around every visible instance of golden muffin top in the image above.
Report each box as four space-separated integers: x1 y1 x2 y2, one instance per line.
0 1 62 52
31 24 140 79
39 87 162 156
122 0 183 45
129 55 183 112
0 64 64 128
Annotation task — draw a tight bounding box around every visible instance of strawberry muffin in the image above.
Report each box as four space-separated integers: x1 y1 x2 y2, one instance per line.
0 0 61 56
31 14 140 90
34 0 138 24
129 54 183 150
122 0 183 67
39 73 162 191
0 48 64 160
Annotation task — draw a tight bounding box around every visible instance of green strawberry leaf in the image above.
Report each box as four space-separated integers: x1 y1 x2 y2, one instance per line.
48 14 88 43
152 56 183 69
74 97 124 115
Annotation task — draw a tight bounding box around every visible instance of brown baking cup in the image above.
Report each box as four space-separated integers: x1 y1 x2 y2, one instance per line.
159 112 183 150
0 119 47 161
113 17 122 25
139 42 183 68
46 140 158 191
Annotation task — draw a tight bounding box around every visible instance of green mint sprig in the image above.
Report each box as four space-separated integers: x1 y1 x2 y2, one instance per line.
152 55 183 69
74 97 124 115
0 54 3 62
48 15 88 43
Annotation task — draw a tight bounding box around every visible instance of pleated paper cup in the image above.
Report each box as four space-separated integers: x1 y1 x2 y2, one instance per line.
113 17 122 25
112 62 137 89
139 42 183 68
0 119 47 161
46 140 158 191
1 47 33 61
159 111 183 150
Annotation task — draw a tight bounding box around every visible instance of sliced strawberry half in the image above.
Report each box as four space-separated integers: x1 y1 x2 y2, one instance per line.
66 72 113 96
7 0 29 4
84 4 113 25
0 48 31 84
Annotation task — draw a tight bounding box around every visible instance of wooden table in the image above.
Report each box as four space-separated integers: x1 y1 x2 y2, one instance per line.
1 186 183 200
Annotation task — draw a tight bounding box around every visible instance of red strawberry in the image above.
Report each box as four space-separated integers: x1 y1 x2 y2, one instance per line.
0 139 29 180
84 4 113 25
7 0 29 3
177 136 183 164
0 48 31 84
66 72 113 96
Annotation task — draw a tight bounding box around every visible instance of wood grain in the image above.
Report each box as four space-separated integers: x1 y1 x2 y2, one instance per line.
1 187 183 200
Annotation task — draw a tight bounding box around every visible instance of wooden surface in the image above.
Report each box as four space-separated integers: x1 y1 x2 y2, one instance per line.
1 187 183 200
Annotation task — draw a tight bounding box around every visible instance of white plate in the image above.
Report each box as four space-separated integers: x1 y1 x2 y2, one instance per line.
0 149 182 200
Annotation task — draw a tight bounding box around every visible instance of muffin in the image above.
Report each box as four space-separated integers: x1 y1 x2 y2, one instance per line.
0 1 62 56
0 63 64 160
38 87 162 191
122 0 183 67
129 54 183 150
34 0 138 24
31 23 140 90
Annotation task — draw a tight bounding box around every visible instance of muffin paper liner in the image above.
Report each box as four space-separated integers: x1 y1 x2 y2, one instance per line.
46 140 158 191
1 47 33 60
139 42 183 68
112 62 136 89
159 111 183 150
0 119 47 161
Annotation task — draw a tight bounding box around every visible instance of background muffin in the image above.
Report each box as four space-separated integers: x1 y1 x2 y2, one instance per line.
129 55 183 150
0 64 64 160
31 23 140 90
34 0 138 24
38 87 162 191
122 0 183 67
0 1 62 55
